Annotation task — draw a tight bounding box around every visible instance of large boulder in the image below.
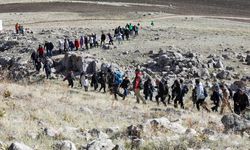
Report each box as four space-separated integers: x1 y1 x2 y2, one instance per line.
86 138 115 150
0 56 12 67
216 70 231 80
53 140 77 150
221 114 250 133
214 60 224 68
144 117 186 134
8 142 33 150
59 52 100 74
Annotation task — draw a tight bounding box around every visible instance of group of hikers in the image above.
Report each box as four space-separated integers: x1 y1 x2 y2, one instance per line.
61 67 249 116
27 22 249 116
31 23 140 57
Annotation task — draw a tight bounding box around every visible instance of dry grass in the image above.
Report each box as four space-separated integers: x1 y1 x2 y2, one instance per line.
0 80 249 149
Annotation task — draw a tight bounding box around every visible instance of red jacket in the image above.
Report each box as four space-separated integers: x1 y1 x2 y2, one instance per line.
37 47 44 56
75 40 80 48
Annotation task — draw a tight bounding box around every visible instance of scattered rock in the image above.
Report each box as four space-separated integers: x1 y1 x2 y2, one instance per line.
44 127 60 137
202 128 215 135
8 142 33 150
53 140 77 150
86 138 115 150
221 113 250 134
216 70 231 80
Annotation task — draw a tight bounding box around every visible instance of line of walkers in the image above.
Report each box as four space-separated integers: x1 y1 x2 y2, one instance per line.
32 23 140 57
62 68 249 116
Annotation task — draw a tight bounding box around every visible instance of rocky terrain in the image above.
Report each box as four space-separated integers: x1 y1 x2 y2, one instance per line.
0 0 250 150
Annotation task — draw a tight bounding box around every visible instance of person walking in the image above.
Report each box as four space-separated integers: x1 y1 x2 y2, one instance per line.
220 85 234 114
74 39 80 50
63 71 75 88
233 88 249 115
120 76 131 100
155 79 167 106
195 79 210 112
133 69 146 104
37 45 45 58
99 72 107 93
91 73 99 91
143 78 154 101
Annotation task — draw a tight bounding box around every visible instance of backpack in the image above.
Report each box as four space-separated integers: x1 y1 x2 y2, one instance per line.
114 71 123 85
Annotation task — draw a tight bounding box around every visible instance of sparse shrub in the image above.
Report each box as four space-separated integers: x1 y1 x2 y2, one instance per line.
3 90 11 98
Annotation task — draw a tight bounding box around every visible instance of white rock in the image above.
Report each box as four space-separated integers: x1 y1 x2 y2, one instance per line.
8 142 33 150
86 138 115 150
44 127 60 137
54 140 77 150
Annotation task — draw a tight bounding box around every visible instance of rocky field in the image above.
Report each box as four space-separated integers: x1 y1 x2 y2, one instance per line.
0 0 250 150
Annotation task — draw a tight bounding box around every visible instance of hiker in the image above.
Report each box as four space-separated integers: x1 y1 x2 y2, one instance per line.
163 80 171 104
63 71 75 88
133 69 146 104
143 78 154 101
31 50 38 67
80 73 89 92
80 36 84 49
113 70 124 100
191 86 197 108
91 73 99 91
155 79 167 106
92 34 98 48
134 25 139 36
74 39 80 50
120 76 131 100
83 76 89 92
44 41 54 57
195 79 210 112
116 32 123 45
84 36 89 50
19 25 24 35
210 81 221 112
64 38 69 52
58 39 64 54
44 60 52 79
15 23 19 34
179 79 189 109
80 72 86 87
101 32 106 46
69 40 75 51
233 88 249 115
99 72 107 93
220 85 234 114
171 80 182 108
108 33 113 45
37 45 45 58
35 58 42 73
89 35 94 49
124 28 129 40
107 69 114 92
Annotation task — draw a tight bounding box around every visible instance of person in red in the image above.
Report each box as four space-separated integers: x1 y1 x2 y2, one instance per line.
75 39 80 50
37 45 44 58
133 68 146 104
15 23 19 34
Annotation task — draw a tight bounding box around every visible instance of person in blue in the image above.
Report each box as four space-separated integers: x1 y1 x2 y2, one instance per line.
113 70 124 100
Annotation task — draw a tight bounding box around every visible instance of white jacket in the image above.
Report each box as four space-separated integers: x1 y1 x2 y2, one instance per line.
196 83 205 100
